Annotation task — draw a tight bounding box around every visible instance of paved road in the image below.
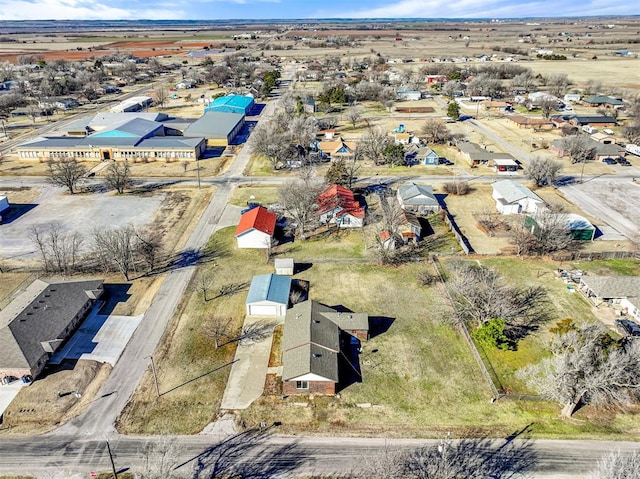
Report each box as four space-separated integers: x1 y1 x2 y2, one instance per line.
0 433 639 477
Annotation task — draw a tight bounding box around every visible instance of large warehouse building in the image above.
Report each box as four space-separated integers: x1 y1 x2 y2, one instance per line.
184 111 245 147
205 94 255 115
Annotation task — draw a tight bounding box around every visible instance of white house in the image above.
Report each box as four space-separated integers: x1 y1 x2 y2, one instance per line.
245 274 291 317
491 179 544 215
234 206 277 249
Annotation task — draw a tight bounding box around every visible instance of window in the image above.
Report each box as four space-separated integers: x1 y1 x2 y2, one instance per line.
295 381 309 390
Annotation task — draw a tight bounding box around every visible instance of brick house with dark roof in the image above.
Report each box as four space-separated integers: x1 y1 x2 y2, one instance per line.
0 278 104 380
281 300 368 395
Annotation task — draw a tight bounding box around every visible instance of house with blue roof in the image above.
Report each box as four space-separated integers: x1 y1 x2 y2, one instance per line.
245 274 292 317
205 94 255 115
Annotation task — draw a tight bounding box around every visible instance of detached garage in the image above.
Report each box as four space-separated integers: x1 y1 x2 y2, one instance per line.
246 274 291 317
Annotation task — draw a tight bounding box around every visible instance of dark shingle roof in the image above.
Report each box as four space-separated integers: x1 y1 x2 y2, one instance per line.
0 279 103 371
281 300 368 382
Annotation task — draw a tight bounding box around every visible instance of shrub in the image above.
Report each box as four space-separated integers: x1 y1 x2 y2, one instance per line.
442 181 470 195
417 270 439 286
471 318 511 350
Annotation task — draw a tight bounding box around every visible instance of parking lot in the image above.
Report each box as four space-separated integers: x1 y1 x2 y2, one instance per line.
558 178 640 243
0 184 166 258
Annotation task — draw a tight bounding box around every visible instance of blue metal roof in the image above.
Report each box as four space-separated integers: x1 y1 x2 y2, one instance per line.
205 95 254 114
246 274 291 305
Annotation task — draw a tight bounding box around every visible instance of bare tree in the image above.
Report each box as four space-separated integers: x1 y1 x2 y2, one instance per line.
104 160 131 194
538 97 558 119
93 225 137 281
48 157 87 194
560 135 597 164
134 228 162 273
546 73 570 97
510 206 575 256
279 178 322 240
29 223 83 275
511 71 536 92
205 315 234 349
441 80 460 100
421 119 452 144
345 105 363 129
288 115 318 149
250 122 292 170
360 126 389 165
520 325 640 417
623 124 640 144
589 450 640 479
525 156 563 187
196 272 213 302
447 261 547 330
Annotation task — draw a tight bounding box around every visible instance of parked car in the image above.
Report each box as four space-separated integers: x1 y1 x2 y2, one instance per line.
439 157 454 166
616 319 640 338
617 158 632 166
602 158 617 165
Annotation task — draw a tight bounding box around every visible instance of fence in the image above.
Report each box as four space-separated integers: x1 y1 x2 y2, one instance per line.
430 256 543 402
551 250 640 262
442 209 474 255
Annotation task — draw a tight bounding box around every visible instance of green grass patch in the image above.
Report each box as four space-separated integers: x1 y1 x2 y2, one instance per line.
229 184 280 207
570 259 640 276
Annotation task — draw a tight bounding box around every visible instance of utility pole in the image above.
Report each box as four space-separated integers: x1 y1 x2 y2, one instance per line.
146 355 160 397
196 159 201 189
106 441 118 479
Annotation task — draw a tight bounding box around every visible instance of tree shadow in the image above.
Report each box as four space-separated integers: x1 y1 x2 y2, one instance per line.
160 360 237 396
151 240 227 275
183 429 310 479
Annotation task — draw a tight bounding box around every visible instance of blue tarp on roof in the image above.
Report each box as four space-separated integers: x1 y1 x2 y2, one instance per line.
246 274 291 305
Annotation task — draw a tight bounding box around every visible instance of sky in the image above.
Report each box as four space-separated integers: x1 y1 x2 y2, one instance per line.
0 0 636 21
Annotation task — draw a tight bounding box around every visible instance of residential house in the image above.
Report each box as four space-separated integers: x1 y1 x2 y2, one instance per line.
582 95 623 108
380 209 422 249
579 276 640 321
456 141 518 167
550 138 625 161
397 183 440 214
491 158 519 173
563 94 582 103
281 300 369 395
480 100 512 113
404 144 440 165
0 279 104 381
492 179 544 214
508 115 554 130
235 206 277 249
175 80 196 89
317 184 365 228
245 274 292 317
569 115 618 128
425 75 447 84
317 139 357 161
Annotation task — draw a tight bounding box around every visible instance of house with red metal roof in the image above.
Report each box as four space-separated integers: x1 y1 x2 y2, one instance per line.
317 184 365 228
234 206 277 249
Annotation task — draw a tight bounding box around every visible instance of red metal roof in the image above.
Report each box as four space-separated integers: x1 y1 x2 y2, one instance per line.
317 184 365 219
235 206 277 236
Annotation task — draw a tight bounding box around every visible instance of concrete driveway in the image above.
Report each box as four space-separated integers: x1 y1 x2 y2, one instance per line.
0 380 27 419
220 316 280 411
50 306 143 367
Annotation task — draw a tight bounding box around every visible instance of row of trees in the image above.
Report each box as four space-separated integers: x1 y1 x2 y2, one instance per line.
31 223 161 280
47 158 131 195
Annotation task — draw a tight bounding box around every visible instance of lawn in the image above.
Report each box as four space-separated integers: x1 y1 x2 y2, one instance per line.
118 226 640 439
228 184 280 207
